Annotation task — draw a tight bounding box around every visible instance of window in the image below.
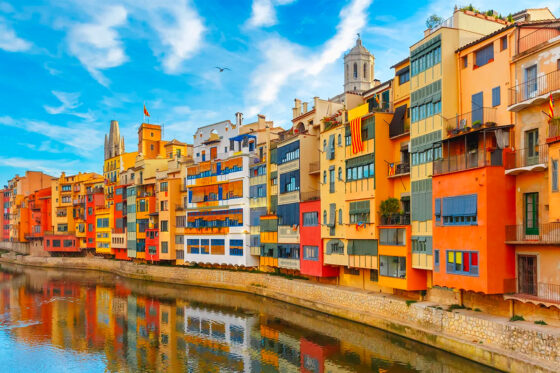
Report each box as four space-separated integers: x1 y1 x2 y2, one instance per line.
176 215 186 228
500 36 507 51
338 209 343 225
88 223 93 231
323 139 327 151
344 267 360 275
302 212 318 226
434 250 440 272
329 168 335 193
370 269 379 282
323 171 327 184
349 200 369 224
346 156 374 182
379 256 406 278
323 210 327 224
398 70 409 84
160 182 168 192
88 207 93 215
441 194 477 225
379 228 406 245
492 86 501 107
475 43 494 67
229 239 243 256
160 220 168 232
552 160 558 192
338 167 342 181
280 170 299 193
337 134 342 146
353 62 357 79
161 241 168 254
52 239 61 247
303 246 318 261
462 56 468 68
446 250 479 275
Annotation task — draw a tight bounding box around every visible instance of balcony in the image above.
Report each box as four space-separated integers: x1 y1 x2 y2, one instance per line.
300 191 320 202
434 148 503 175
504 144 548 174
388 162 409 177
518 25 560 56
175 204 185 211
506 282 560 306
548 118 560 141
446 107 497 135
508 69 560 111
379 213 410 226
308 161 320 175
505 223 560 244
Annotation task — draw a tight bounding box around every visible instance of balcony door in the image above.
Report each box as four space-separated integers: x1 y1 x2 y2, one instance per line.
518 255 537 296
471 92 483 125
525 65 537 99
525 129 539 166
524 192 539 236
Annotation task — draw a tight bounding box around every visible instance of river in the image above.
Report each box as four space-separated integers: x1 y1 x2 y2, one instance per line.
0 263 500 372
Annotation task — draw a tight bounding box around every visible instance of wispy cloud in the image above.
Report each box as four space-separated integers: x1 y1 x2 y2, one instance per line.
0 115 103 154
66 5 128 86
246 0 372 115
0 16 32 52
0 156 80 177
43 91 95 121
246 0 296 28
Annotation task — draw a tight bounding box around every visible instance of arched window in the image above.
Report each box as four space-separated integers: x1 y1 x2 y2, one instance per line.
338 167 342 180
346 64 349 79
363 63 367 79
337 134 342 146
339 209 343 225
323 139 327 151
323 210 327 225
323 171 327 184
353 63 358 79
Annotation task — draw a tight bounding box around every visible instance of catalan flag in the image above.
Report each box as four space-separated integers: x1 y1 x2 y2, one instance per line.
388 163 395 176
350 117 363 154
144 104 150 117
549 93 555 119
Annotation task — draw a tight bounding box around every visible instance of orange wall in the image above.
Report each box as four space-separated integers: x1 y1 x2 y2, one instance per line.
433 166 516 294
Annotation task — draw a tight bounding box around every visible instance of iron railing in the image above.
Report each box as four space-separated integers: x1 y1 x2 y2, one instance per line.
504 144 548 170
388 162 410 176
509 69 560 106
548 118 560 139
380 213 410 226
518 26 560 55
446 107 497 132
506 222 560 243
433 149 503 175
516 282 560 304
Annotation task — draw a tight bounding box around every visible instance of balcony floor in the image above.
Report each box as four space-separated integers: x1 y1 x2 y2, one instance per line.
504 293 560 309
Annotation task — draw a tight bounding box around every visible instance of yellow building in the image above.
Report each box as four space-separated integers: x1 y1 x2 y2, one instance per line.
95 207 111 255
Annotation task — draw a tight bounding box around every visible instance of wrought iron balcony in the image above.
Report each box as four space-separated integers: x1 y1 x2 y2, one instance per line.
509 69 560 108
388 162 410 176
510 282 560 305
548 118 560 139
504 144 548 172
380 213 410 226
433 148 503 176
518 25 560 55
505 222 560 244
445 107 497 134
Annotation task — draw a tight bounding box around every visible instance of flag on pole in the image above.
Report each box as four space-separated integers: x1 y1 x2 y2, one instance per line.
144 104 150 117
549 93 555 119
375 94 380 107
350 117 363 154
388 163 395 176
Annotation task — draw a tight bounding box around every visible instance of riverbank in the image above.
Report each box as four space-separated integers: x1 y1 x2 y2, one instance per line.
1 254 558 372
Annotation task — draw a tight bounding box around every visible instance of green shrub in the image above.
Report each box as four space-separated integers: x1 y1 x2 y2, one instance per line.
534 320 547 325
509 315 524 322
406 300 417 307
447 304 466 311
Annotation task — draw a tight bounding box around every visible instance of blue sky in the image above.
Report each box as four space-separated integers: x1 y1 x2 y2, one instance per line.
0 0 558 185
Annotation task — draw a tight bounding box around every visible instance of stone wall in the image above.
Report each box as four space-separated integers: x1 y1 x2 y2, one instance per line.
0 241 30 255
1 254 559 373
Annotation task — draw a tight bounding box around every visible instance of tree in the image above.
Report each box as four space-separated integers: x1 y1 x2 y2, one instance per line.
379 198 401 217
426 14 443 30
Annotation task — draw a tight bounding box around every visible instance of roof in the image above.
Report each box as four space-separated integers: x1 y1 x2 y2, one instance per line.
456 24 515 53
345 38 372 56
390 56 410 69
164 139 187 147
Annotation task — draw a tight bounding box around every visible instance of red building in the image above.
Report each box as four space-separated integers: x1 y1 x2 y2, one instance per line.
299 336 339 373
145 228 160 262
86 186 105 251
25 187 51 241
1 188 9 241
299 200 338 278
113 185 128 260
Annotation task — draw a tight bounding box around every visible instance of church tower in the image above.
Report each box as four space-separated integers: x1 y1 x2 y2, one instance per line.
344 36 374 93
104 120 125 160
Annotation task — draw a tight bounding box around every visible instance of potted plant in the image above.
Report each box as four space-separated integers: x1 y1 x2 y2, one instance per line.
379 197 401 224
472 120 482 129
485 121 496 127
452 128 460 135
446 124 455 136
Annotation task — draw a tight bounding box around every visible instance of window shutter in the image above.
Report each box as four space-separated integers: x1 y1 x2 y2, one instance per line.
492 86 501 107
328 203 336 227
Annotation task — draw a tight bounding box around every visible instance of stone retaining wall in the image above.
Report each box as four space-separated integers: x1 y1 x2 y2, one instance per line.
2 254 559 372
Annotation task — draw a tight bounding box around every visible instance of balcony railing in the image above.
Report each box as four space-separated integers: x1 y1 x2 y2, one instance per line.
433 149 503 175
380 213 410 226
388 162 410 176
518 26 560 55
504 144 548 170
446 107 497 133
308 161 320 174
175 204 185 211
506 222 560 243
515 282 560 304
509 69 560 106
301 191 320 202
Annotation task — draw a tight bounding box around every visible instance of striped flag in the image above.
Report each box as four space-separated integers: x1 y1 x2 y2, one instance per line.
350 117 363 154
549 93 555 119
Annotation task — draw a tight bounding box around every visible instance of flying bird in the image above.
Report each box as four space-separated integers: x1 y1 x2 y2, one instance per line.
215 66 231 72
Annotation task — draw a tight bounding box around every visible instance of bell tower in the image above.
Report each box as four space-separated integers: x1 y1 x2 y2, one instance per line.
344 36 374 93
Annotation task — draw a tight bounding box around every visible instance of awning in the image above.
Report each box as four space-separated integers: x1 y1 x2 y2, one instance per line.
389 104 407 138
347 239 378 256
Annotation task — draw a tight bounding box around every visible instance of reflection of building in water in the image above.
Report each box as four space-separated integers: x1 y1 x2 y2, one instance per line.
182 305 258 372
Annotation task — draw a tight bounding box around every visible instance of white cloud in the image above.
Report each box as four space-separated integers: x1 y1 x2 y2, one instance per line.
246 0 296 28
43 91 95 121
66 5 128 86
0 17 31 52
0 115 103 154
141 0 205 73
0 156 81 177
246 0 372 115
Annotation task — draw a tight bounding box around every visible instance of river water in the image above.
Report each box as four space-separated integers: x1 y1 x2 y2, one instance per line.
0 264 499 372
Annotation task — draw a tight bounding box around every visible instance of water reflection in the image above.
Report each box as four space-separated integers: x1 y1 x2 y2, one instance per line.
0 264 499 373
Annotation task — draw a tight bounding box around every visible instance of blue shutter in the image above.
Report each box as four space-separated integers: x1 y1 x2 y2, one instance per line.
492 86 501 107
464 194 477 215
188 190 192 203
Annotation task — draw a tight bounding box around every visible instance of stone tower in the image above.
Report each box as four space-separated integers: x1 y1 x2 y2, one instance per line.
104 120 125 160
344 36 374 93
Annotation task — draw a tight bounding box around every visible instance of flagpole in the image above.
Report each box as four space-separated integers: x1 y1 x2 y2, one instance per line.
143 101 145 124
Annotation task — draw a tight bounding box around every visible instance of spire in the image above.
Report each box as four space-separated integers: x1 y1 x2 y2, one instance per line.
104 120 125 160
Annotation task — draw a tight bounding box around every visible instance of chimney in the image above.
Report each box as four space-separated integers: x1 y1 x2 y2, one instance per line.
374 79 381 87
293 98 302 118
303 102 308 113
235 112 243 127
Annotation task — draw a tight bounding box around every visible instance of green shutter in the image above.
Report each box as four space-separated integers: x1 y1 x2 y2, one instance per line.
349 200 370 214
362 117 375 140
347 239 378 255
346 153 375 168
412 179 432 222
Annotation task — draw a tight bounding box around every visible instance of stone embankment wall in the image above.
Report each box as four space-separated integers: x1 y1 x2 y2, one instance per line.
0 241 30 255
1 254 559 373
